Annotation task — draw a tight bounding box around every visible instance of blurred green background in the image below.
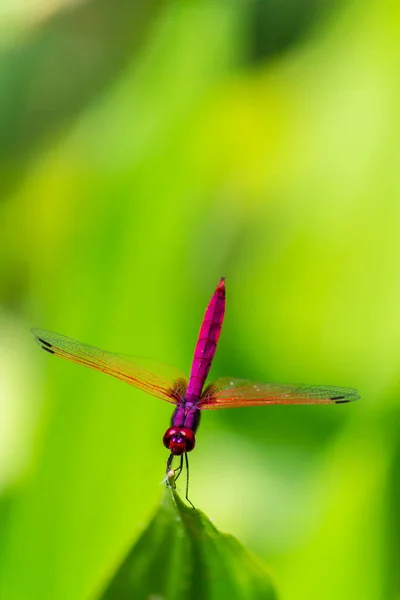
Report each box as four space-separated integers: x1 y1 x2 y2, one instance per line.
1 0 399 598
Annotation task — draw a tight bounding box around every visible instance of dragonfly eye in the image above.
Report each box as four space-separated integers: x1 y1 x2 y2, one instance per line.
163 427 196 455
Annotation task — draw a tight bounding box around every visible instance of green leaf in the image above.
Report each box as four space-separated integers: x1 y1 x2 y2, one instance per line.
98 477 277 600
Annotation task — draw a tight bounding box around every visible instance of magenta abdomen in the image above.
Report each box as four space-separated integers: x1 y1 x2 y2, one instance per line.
186 278 225 401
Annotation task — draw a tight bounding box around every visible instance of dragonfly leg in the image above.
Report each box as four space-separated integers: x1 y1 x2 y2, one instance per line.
184 452 195 510
166 453 183 487
166 452 174 473
174 454 184 483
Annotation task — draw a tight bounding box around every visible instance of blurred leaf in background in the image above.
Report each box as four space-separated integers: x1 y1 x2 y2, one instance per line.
0 0 400 599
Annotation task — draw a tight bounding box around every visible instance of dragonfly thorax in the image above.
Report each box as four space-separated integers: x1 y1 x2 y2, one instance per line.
163 427 196 455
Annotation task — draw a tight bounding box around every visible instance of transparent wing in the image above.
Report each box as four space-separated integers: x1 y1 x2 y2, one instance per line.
32 328 187 404
199 377 360 409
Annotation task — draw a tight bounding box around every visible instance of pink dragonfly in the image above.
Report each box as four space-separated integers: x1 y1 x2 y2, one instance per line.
32 278 359 506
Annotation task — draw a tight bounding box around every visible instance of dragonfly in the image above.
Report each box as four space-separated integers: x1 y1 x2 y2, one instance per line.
32 278 359 507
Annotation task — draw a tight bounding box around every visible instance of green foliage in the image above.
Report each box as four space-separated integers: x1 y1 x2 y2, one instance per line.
99 478 276 600
1 1 400 600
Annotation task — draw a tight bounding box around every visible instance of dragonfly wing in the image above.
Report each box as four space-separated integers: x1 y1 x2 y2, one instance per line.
199 377 360 409
32 328 187 404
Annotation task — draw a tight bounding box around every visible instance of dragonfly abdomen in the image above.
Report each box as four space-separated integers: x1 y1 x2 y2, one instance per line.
186 278 225 400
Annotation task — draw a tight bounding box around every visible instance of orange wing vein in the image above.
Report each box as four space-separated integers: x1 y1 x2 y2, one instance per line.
32 328 187 404
199 378 360 409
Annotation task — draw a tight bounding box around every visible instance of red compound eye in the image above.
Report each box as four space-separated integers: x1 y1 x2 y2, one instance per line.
163 427 196 455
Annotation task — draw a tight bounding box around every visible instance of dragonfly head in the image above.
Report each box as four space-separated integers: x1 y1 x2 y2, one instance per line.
163 427 196 455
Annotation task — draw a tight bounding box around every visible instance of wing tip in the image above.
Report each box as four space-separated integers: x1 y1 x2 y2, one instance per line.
31 329 55 355
332 391 360 404
41 346 55 355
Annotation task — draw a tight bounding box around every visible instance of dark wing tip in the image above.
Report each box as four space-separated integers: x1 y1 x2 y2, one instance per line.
31 329 55 354
332 390 360 404
41 346 55 355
